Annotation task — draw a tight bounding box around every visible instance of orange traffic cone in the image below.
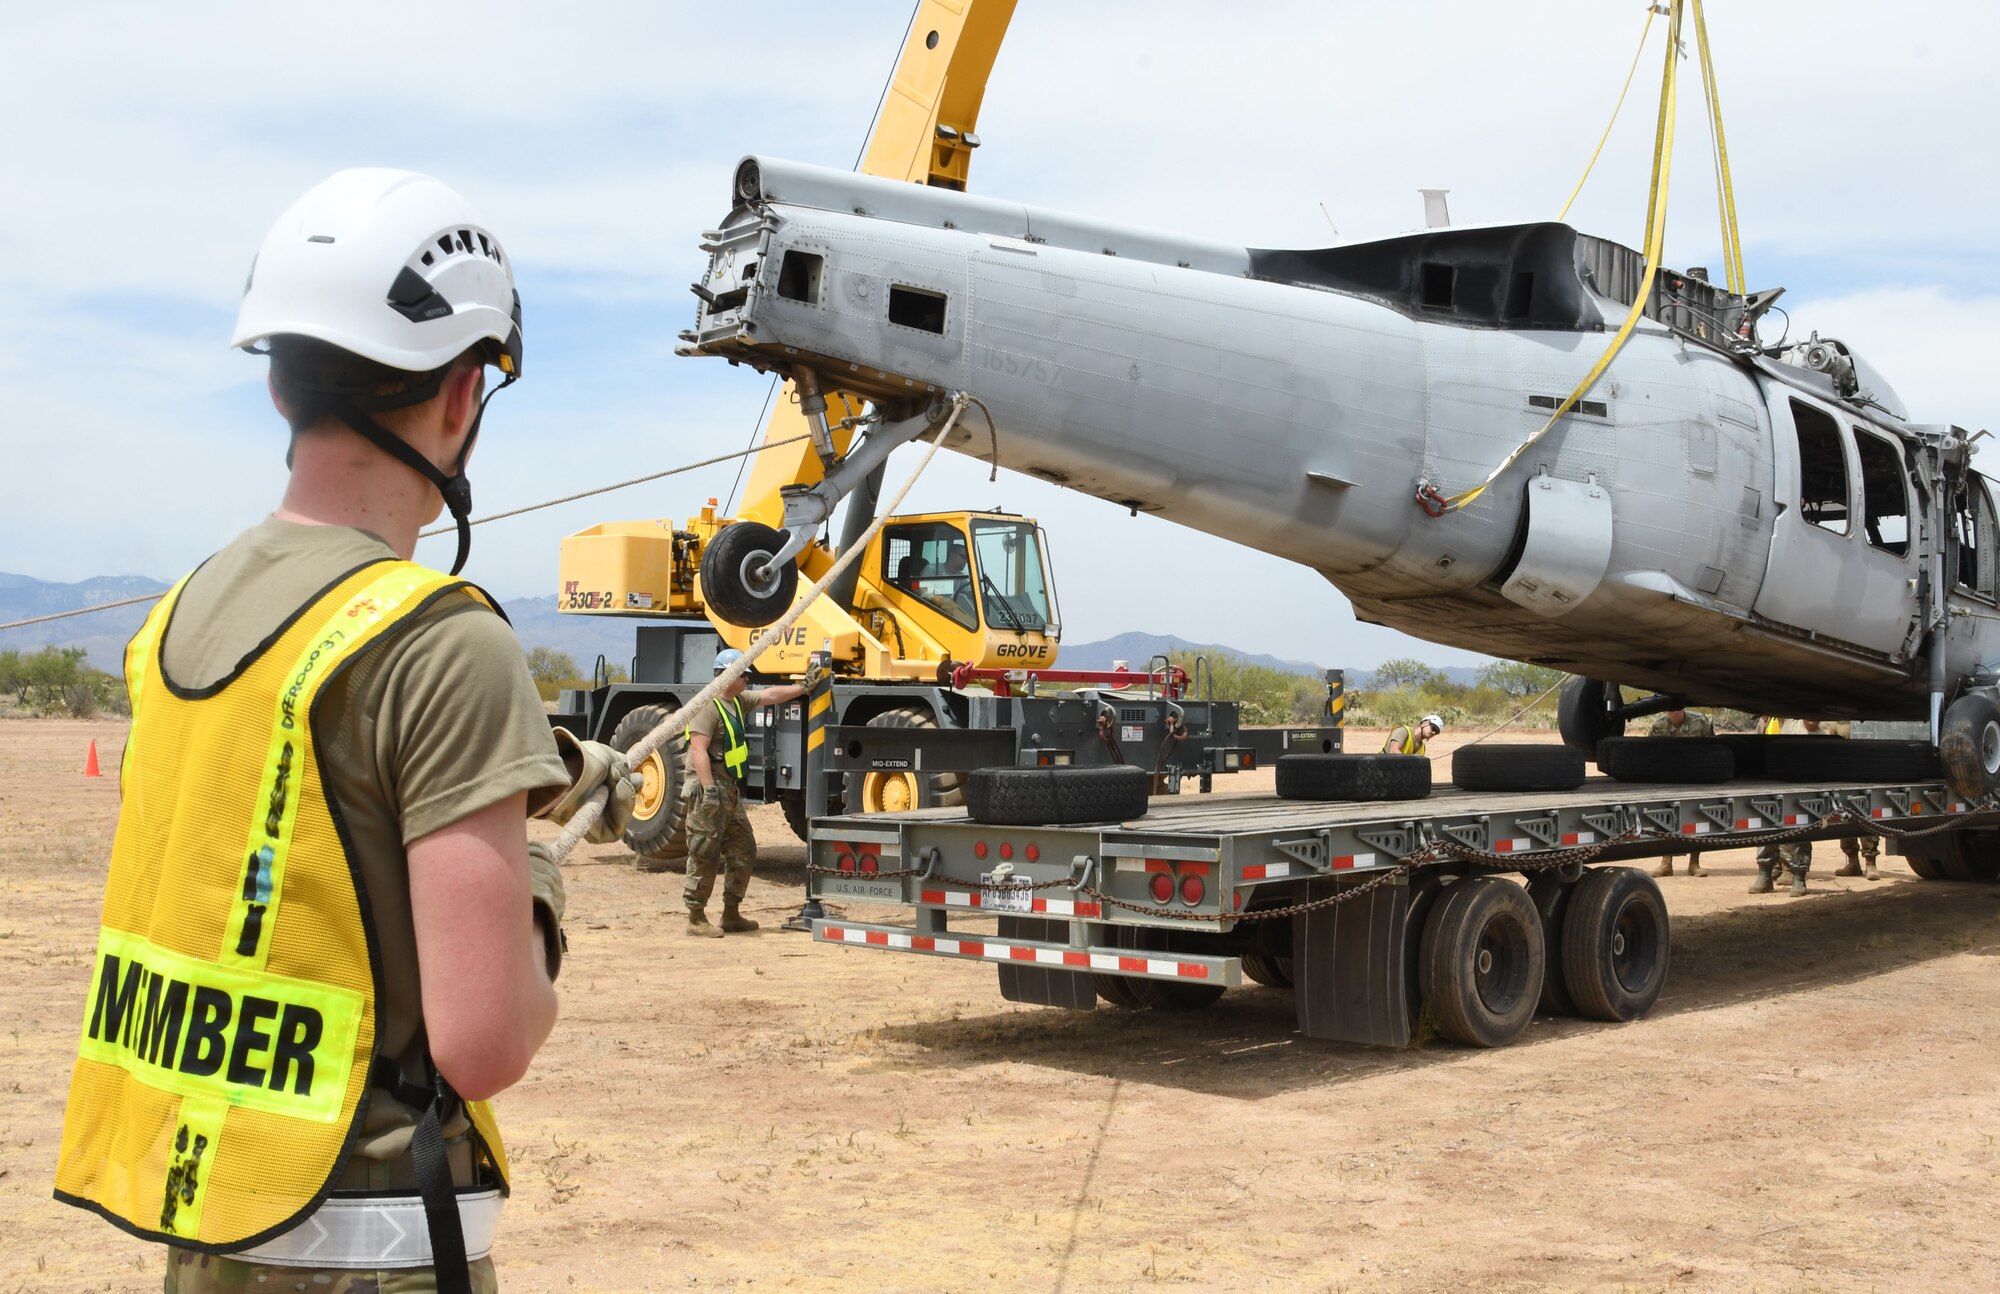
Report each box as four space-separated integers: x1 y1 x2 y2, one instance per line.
84 740 101 778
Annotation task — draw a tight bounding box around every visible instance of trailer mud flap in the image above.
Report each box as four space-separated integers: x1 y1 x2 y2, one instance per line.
1293 879 1411 1047
996 915 1097 1010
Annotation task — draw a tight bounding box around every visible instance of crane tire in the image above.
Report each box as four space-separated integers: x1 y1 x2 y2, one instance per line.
846 706 965 814
1451 743 1585 792
1940 691 2000 802
1275 753 1431 802
1594 736 1735 784
1561 867 1670 1022
1418 876 1544 1048
698 521 800 627
1763 737 1941 782
964 764 1149 826
609 705 688 865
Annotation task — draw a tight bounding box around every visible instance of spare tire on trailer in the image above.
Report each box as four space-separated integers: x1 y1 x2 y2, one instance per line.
1714 733 1774 779
964 764 1150 826
1451 743 1586 792
1763 737 1941 782
1595 736 1735 784
1275 754 1431 802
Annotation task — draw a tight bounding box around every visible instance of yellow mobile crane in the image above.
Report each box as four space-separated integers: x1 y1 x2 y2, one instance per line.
553 1 1338 854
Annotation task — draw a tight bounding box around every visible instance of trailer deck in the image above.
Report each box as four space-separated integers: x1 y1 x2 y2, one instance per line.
804 769 1997 1048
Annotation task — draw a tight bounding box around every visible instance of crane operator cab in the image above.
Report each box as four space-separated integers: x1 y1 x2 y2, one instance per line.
879 512 1059 670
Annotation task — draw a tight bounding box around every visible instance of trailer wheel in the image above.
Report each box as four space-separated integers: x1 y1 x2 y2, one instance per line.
1275 754 1430 802
1940 692 2000 802
1128 977 1227 1011
1941 827 2000 882
1764 737 1942 782
1558 678 1625 756
1526 872 1578 1017
1240 953 1295 989
1904 851 1947 881
1560 867 1669 1022
1451 743 1586 792
1594 736 1735 784
1402 875 1450 1031
1419 876 1544 1048
848 706 965 815
610 705 688 866
698 521 800 627
1094 972 1144 1009
964 764 1149 826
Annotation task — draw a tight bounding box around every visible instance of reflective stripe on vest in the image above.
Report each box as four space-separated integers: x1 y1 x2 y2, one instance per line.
717 697 747 776
55 560 510 1252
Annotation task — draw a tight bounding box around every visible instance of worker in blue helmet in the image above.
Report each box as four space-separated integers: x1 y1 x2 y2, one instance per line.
678 647 829 936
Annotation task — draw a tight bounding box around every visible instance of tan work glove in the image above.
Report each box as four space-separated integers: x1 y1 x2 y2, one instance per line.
546 728 642 844
801 661 833 691
527 841 567 981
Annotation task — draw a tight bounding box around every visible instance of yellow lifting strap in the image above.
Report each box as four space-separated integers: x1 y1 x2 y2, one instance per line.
1689 0 1745 294
1557 2 1660 223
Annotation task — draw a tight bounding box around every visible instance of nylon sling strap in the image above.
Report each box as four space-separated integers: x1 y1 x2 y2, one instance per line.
411 1071 473 1294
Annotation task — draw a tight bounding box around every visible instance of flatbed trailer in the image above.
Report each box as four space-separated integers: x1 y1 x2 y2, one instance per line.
805 771 2000 1048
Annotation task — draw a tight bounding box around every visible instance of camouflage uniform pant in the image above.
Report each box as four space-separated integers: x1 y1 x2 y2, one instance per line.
1840 833 1880 861
683 778 757 909
1755 841 1811 877
167 1248 498 1292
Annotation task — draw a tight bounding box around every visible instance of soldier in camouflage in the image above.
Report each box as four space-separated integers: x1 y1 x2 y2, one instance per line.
1648 707 1715 877
1753 719 1821 895
679 649 822 937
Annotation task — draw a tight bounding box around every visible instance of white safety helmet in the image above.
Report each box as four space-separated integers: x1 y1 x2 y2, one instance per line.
1422 714 1445 732
231 168 522 376
230 169 524 575
713 648 746 675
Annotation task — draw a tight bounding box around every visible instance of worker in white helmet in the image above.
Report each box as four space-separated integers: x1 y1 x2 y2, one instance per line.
53 170 638 1294
1383 714 1445 756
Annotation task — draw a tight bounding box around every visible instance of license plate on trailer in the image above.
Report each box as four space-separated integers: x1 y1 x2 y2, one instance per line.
980 873 1031 913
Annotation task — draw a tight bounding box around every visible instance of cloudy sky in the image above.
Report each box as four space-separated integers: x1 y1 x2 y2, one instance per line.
4 1 1996 668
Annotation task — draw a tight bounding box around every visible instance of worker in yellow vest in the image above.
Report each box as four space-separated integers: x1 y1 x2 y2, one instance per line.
680 648 824 937
53 170 639 1294
1381 714 1444 756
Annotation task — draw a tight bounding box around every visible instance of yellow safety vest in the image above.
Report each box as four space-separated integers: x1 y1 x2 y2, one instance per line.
692 696 749 780
55 560 510 1252
1395 726 1428 756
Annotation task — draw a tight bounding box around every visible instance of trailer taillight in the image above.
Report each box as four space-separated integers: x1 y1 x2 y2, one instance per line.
1149 873 1174 904
974 840 989 860
1025 843 1040 862
859 855 878 875
1180 874 1205 906
836 851 856 873
999 842 1014 861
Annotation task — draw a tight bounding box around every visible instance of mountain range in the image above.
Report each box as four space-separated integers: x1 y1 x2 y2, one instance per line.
2 572 1472 688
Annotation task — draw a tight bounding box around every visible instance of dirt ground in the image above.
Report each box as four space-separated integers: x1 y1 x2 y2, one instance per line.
5 717 1999 1293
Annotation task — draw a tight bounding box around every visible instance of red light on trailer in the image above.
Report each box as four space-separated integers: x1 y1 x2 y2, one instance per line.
1243 752 1256 768
1149 873 1174 904
1180 874 1205 906
859 856 878 875
1037 753 1051 766
999 842 1014 861
836 852 856 873
1025 843 1040 862
973 840 989 860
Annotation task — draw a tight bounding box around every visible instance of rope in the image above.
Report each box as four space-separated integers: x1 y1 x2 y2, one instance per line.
1448 677 1569 752
418 432 813 539
1419 0 1683 518
549 394 970 859
1 434 822 634
1557 2 1660 222
0 594 166 632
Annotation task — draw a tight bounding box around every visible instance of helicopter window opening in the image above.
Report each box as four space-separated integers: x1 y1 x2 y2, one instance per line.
882 522 976 629
888 284 947 333
776 250 822 304
1528 394 1609 419
1952 479 1997 599
1853 431 1910 557
1419 262 1455 310
1789 400 1850 536
1504 271 1535 320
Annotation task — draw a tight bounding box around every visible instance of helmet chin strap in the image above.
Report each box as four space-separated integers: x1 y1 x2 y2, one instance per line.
330 371 515 577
